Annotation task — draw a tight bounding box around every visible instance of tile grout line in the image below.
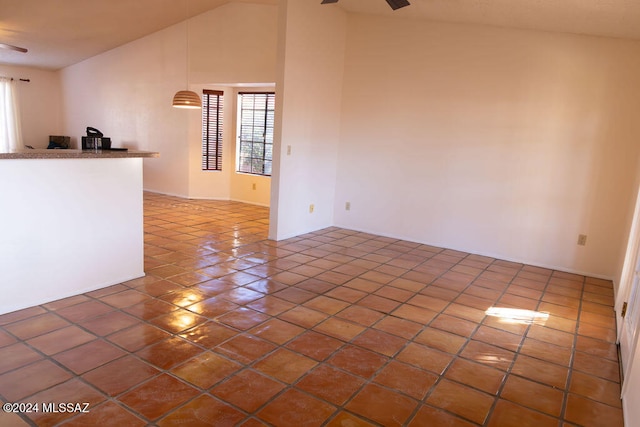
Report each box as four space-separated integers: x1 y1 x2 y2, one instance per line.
0 194 624 426
403 257 525 426
559 273 586 426
487 265 559 425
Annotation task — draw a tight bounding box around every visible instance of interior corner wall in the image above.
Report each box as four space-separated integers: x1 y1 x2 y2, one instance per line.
185 3 278 201
333 15 640 278
0 64 62 148
269 0 347 240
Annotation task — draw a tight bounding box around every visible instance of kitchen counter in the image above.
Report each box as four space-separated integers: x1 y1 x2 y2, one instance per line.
0 152 157 314
0 149 158 159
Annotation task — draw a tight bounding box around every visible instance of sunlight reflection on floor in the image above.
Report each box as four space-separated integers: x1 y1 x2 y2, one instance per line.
485 307 549 325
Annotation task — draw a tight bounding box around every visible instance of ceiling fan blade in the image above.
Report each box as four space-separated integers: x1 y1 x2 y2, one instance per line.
0 43 28 53
385 0 411 10
321 0 339 3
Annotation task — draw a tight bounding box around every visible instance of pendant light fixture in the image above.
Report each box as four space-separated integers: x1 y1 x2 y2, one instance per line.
172 2 201 109
172 89 201 108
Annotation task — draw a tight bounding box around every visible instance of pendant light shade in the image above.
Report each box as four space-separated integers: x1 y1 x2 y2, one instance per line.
172 90 202 109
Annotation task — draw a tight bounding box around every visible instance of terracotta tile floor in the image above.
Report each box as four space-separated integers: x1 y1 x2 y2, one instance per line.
0 192 624 426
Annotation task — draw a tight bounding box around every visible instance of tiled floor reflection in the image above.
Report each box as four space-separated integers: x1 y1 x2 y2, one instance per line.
0 192 624 426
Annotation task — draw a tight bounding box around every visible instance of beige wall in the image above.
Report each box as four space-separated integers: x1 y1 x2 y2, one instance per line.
231 172 272 206
0 64 62 148
269 0 348 239
333 14 640 279
189 3 278 85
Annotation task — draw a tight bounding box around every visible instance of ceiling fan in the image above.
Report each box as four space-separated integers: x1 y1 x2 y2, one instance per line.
0 43 27 53
321 0 410 11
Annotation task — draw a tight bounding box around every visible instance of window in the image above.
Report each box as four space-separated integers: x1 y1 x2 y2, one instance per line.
202 89 224 171
237 92 274 176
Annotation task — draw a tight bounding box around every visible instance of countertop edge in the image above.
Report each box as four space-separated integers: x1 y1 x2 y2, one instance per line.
0 150 159 159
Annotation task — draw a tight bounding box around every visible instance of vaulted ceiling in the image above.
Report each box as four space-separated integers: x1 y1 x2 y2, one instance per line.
337 0 640 41
1 0 639 70
0 0 277 70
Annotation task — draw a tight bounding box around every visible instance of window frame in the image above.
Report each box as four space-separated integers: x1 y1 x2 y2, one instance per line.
236 91 275 177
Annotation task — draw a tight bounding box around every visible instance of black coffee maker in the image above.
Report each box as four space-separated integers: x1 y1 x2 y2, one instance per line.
81 127 111 150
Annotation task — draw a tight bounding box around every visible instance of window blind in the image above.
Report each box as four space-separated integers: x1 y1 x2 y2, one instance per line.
202 89 224 171
237 92 274 176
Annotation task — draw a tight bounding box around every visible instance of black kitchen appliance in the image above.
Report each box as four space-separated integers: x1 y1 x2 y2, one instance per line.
81 127 111 150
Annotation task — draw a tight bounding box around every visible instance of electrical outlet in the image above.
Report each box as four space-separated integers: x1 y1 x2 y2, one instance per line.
578 234 587 246
345 202 351 211
309 204 314 213
252 183 256 190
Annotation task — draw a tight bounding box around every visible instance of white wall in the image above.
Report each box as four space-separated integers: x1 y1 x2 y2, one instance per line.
59 23 188 195
269 0 348 240
189 3 278 86
0 64 62 148
59 3 278 199
0 157 144 314
333 15 640 278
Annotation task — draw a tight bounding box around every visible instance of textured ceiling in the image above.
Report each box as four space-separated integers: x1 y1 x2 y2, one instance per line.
1 0 639 70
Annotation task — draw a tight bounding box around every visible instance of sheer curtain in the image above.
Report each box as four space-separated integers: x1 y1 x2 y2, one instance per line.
0 77 23 153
